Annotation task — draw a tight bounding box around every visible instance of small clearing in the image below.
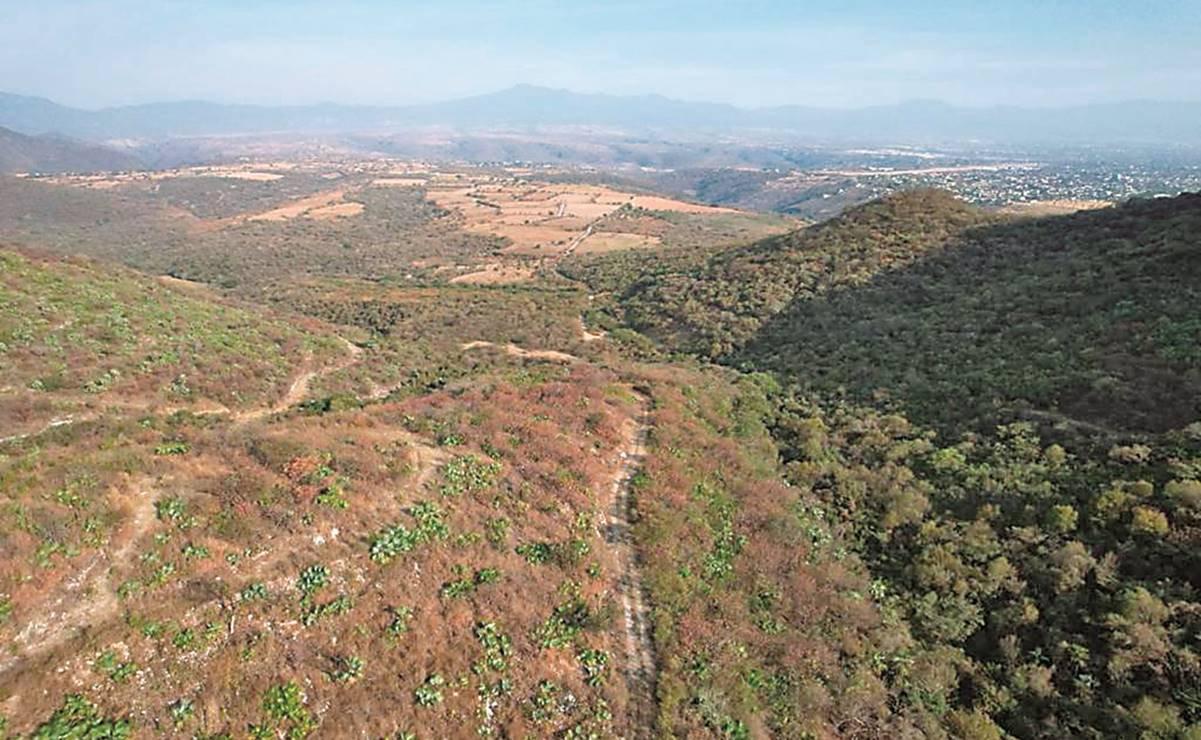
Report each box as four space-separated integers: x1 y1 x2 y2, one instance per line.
999 199 1113 216
574 232 662 254
372 177 427 187
0 482 158 677
460 340 579 364
449 263 537 285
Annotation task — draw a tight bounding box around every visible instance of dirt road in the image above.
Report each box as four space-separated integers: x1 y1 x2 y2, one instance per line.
604 391 657 735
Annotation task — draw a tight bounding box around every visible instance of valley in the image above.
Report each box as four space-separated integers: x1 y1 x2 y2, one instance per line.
4 2 1201 736
0 151 1198 738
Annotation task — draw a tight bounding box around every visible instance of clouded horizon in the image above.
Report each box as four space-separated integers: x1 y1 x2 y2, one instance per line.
3 0 1199 110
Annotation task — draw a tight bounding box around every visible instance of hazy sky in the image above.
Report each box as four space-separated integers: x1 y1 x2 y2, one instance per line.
3 0 1199 109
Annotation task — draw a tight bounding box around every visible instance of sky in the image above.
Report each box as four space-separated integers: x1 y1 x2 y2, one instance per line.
2 0 1199 109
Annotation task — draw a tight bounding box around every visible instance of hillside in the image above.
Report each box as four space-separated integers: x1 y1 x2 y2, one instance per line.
0 245 911 737
612 190 1201 435
744 192 1201 435
619 189 996 357
0 247 347 436
4 162 1201 737
574 188 1201 738
0 126 140 173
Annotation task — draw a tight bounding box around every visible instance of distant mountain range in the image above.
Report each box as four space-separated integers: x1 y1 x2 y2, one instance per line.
0 125 141 173
1 85 1199 145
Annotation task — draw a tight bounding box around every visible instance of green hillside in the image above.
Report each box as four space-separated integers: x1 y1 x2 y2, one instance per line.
744 192 1201 435
620 188 995 358
583 189 1201 738
0 247 344 432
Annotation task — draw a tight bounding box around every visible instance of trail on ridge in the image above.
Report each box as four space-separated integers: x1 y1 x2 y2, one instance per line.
604 391 658 735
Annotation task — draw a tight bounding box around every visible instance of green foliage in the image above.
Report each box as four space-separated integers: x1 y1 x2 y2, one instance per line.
328 655 364 683
95 650 136 683
154 496 187 523
261 682 315 739
535 596 591 649
314 477 350 509
414 674 446 707
515 541 553 565
440 454 502 497
368 501 449 564
474 621 513 674
239 582 269 602
168 698 195 728
153 440 190 456
1130 505 1170 536
769 386 1201 737
31 693 131 739
386 605 414 639
296 564 329 602
577 648 610 686
484 516 510 545
441 567 501 599
301 594 352 626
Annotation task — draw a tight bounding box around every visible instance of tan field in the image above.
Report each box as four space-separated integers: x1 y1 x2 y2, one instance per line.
41 164 291 188
215 170 284 181
372 177 427 187
425 175 738 254
448 263 538 284
244 190 350 222
575 232 662 254
1000 199 1113 216
307 201 366 220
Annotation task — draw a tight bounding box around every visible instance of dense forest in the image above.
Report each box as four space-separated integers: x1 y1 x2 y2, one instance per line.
573 189 1201 737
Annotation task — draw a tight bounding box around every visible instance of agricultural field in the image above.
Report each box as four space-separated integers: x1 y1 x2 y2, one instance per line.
1 160 789 295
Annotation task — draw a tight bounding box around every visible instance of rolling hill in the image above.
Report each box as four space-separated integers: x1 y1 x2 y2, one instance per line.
0 244 900 737
743 191 1201 434
2 87 1200 144
577 188 1201 737
0 125 140 173
614 190 1201 434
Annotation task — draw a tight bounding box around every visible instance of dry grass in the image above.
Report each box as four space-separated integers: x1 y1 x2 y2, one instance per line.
372 177 427 187
425 175 746 254
307 201 365 220
448 263 537 284
999 199 1113 216
243 190 349 223
575 232 662 254
460 340 580 363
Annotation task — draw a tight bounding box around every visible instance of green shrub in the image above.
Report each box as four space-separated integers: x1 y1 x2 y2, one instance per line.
261 681 315 738
31 693 131 739
414 674 446 707
440 455 502 497
296 564 329 602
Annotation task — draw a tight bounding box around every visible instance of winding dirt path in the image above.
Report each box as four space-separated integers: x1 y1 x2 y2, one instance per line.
0 483 159 677
604 391 657 735
0 338 367 677
0 338 366 448
234 337 363 423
